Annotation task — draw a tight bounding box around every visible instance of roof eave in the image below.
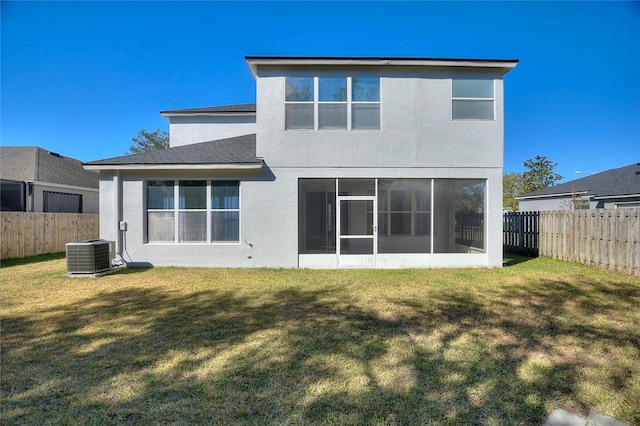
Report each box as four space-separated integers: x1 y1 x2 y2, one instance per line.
515 191 590 200
245 56 519 79
592 193 640 200
30 180 100 192
160 111 256 119
84 161 263 171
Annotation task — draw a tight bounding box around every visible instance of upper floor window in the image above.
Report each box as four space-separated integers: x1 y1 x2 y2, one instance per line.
352 77 381 129
285 76 380 131
452 79 494 120
318 77 347 130
285 77 314 130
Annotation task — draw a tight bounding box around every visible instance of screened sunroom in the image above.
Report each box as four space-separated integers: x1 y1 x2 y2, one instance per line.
298 178 486 268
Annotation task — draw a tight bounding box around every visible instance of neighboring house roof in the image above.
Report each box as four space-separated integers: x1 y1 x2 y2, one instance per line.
84 134 262 170
160 103 256 116
516 163 640 200
245 56 519 78
0 146 99 189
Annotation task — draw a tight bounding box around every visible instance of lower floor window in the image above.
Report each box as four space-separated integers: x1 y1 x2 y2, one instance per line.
299 178 485 255
146 180 239 243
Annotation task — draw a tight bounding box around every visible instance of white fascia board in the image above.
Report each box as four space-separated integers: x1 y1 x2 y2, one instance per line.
593 193 640 200
515 191 589 200
385 59 519 68
31 181 99 193
160 112 256 119
245 57 519 79
83 163 263 171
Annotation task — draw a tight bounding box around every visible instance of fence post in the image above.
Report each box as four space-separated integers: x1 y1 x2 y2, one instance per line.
515 213 520 253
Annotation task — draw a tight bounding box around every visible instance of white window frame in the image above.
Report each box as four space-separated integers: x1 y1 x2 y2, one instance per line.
146 180 240 244
285 77 315 130
378 187 432 237
178 180 208 243
451 79 495 121
615 202 640 209
285 76 380 131
318 77 348 130
210 181 241 244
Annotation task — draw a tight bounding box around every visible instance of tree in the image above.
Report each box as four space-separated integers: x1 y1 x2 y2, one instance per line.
127 128 169 154
503 172 524 211
521 155 563 193
454 181 485 214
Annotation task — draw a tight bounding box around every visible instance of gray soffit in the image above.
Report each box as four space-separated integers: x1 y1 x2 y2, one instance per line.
84 134 262 171
160 103 256 117
517 163 640 200
245 56 519 78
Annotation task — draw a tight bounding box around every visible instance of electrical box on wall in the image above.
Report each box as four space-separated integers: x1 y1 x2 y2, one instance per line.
119 221 127 231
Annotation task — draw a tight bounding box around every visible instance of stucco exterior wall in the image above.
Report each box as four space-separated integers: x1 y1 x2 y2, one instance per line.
100 165 502 268
99 175 115 240
518 197 575 211
255 65 505 169
169 116 256 147
103 167 292 268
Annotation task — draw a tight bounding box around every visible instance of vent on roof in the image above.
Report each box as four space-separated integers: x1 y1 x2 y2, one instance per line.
66 239 114 275
48 151 62 157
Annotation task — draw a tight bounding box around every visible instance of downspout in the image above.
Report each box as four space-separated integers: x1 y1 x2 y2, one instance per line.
27 182 34 212
114 170 123 261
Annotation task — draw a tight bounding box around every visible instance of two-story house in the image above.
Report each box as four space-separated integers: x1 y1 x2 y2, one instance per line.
85 56 518 268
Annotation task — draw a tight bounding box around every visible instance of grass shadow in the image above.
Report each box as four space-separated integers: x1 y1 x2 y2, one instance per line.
111 266 154 275
1 251 66 267
2 266 639 425
503 251 537 267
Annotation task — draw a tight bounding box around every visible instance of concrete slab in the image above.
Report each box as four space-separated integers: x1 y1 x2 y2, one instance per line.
543 409 587 426
543 409 630 426
65 266 122 278
586 410 630 426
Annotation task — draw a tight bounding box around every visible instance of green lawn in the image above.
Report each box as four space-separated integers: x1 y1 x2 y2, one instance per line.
2 254 639 425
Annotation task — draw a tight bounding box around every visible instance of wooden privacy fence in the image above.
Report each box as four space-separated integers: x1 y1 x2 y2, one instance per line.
503 211 539 256
539 209 640 276
1 212 99 260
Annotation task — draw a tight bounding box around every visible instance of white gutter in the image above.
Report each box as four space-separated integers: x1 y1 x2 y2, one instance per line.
593 194 640 200
515 191 589 200
160 112 256 118
245 57 519 79
84 163 263 171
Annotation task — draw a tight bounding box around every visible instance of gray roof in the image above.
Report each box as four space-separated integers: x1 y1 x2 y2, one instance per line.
160 103 256 115
245 55 519 63
84 134 260 167
0 146 99 189
517 163 640 199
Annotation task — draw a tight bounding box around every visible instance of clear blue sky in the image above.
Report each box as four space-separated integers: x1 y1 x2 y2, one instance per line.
2 1 639 181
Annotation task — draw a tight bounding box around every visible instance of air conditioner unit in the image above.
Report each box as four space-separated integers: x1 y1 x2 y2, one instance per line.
66 239 114 275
